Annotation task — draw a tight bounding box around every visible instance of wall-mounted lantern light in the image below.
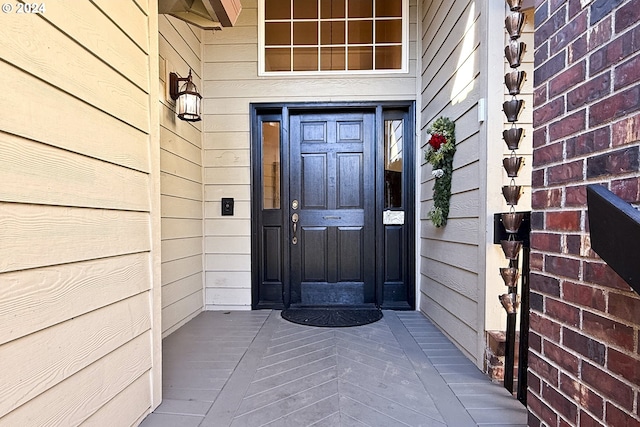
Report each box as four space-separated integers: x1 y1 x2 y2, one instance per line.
169 70 202 122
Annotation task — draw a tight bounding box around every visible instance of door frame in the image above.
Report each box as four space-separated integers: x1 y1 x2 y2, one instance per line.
250 101 416 310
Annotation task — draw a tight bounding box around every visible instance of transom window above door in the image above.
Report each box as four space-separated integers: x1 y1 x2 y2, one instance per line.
259 0 407 74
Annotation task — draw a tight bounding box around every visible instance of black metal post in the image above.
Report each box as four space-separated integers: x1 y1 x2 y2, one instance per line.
517 246 530 404
503 256 518 395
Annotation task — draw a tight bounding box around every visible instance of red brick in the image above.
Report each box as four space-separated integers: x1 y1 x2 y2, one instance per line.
535 51 567 86
549 61 586 98
633 22 640 51
534 85 548 107
546 255 581 279
606 402 640 427
533 127 548 149
568 0 582 18
530 311 562 342
529 369 542 394
563 281 606 311
534 98 565 127
549 110 587 140
546 297 580 326
548 159 584 184
568 34 588 63
580 232 599 258
530 330 543 352
560 418 572 427
531 231 562 251
608 348 640 385
536 0 548 13
584 261 633 290
612 114 640 146
582 362 634 409
529 352 560 387
588 16 612 50
546 210 582 231
589 86 640 126
564 234 581 255
586 146 640 178
609 292 640 325
567 72 611 111
529 387 559 426
590 31 634 75
560 373 604 418
533 142 564 167
532 211 545 230
542 383 578 423
579 410 606 427
531 272 561 296
531 252 544 271
615 54 640 90
528 411 542 427
589 0 620 24
535 40 549 68
550 10 587 55
563 327 606 365
532 189 562 209
549 0 565 9
615 0 640 33
566 127 611 159
544 340 579 375
531 291 544 314
535 6 567 47
534 0 547 19
611 177 640 203
583 311 635 352
565 185 588 206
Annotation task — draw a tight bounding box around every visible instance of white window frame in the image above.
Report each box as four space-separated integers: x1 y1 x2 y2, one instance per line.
258 0 409 76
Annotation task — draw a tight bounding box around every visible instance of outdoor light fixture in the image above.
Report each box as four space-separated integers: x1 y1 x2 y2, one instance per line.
169 70 202 122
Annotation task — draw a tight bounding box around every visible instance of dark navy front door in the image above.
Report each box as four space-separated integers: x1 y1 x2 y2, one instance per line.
288 112 376 306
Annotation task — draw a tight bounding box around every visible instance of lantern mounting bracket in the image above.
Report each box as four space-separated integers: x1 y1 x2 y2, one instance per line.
169 71 191 101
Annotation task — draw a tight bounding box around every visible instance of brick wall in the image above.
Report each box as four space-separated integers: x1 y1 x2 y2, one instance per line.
530 0 640 425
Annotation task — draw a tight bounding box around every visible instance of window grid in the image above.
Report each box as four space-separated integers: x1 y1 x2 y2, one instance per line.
262 0 405 74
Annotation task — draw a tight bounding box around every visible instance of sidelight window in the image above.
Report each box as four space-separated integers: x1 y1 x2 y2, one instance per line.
384 118 403 208
262 121 281 209
260 0 407 74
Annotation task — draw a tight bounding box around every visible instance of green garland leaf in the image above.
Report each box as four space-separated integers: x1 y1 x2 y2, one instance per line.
425 117 456 227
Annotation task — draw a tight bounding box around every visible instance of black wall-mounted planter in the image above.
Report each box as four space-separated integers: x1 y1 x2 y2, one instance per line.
494 211 531 246
587 185 640 293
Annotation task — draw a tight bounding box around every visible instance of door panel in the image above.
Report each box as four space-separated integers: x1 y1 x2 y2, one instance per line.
301 154 327 208
337 153 363 208
290 112 375 307
263 227 282 282
338 227 363 281
301 227 327 281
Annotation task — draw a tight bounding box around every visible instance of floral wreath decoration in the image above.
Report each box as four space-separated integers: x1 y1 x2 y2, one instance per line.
424 117 456 227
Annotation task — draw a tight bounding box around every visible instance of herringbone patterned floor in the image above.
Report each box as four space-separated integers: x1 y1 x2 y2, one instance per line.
230 318 446 426
140 311 527 427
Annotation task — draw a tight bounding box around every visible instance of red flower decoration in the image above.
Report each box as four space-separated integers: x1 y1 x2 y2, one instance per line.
429 133 446 150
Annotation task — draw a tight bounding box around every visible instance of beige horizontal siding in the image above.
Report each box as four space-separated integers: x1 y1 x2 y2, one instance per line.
419 0 484 364
0 1 158 423
159 15 204 337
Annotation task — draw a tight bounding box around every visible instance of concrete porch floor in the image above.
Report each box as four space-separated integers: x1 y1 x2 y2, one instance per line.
140 310 527 427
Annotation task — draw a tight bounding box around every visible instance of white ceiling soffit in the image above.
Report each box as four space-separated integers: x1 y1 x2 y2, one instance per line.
159 0 242 30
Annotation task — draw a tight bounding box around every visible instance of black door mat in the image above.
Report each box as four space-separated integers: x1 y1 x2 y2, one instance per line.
281 307 383 327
